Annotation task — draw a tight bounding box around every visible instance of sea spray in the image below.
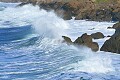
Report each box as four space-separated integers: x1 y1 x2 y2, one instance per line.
32 10 69 38
0 3 114 73
56 46 115 73
0 3 117 80
0 4 69 38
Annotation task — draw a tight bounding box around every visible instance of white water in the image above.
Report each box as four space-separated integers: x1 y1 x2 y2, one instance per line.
0 3 120 80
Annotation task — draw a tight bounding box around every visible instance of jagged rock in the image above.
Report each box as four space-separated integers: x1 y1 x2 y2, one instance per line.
62 33 99 52
100 22 120 54
100 36 120 53
91 32 105 39
74 37 83 45
74 33 99 52
112 22 120 29
62 36 72 45
18 2 28 6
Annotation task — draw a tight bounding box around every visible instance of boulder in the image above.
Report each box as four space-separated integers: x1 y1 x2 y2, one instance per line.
91 32 105 39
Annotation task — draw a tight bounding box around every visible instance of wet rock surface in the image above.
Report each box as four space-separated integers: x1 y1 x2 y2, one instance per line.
3 0 120 21
100 22 120 54
63 33 99 52
91 32 105 39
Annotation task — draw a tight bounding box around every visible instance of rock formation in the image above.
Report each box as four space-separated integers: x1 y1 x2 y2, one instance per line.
63 33 99 52
100 22 120 54
91 32 105 39
1 0 120 21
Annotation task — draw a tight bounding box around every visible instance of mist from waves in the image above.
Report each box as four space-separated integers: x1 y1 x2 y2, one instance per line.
0 3 115 80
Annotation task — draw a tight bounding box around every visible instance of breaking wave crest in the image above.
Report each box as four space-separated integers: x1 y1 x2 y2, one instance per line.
0 3 115 80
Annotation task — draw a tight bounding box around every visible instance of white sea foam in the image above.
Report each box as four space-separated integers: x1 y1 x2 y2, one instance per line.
68 48 114 73
0 3 115 75
0 4 69 38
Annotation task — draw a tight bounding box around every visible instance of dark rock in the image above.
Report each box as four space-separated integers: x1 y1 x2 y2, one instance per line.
73 33 99 52
91 32 105 39
62 36 72 45
89 28 95 30
55 9 72 20
75 9 113 21
81 33 92 43
100 22 120 54
74 37 83 45
84 42 99 52
112 12 120 21
107 27 113 29
3 0 120 21
94 9 112 21
100 36 120 53
62 33 99 52
107 35 112 37
17 2 28 7
112 22 120 29
113 26 120 37
38 2 73 20
112 22 120 37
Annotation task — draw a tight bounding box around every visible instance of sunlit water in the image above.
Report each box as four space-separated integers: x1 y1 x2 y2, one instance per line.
0 2 120 80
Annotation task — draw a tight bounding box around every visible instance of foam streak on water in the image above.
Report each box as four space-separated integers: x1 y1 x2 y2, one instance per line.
0 2 119 80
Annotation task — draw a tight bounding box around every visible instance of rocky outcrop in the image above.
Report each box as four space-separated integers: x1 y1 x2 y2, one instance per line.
100 36 120 53
100 22 120 54
1 0 120 21
74 33 99 52
112 22 120 29
91 32 105 39
62 36 73 45
63 33 99 52
34 0 120 21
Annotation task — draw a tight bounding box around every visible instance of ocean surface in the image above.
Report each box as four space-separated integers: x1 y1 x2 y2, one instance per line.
0 2 120 80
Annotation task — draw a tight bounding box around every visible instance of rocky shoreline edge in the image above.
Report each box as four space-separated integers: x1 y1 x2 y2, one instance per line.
63 22 120 54
1 0 120 21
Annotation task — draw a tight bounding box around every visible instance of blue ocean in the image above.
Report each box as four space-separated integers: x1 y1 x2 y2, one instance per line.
0 2 120 80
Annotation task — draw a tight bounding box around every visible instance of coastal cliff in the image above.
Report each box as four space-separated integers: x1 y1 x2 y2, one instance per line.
1 0 120 21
